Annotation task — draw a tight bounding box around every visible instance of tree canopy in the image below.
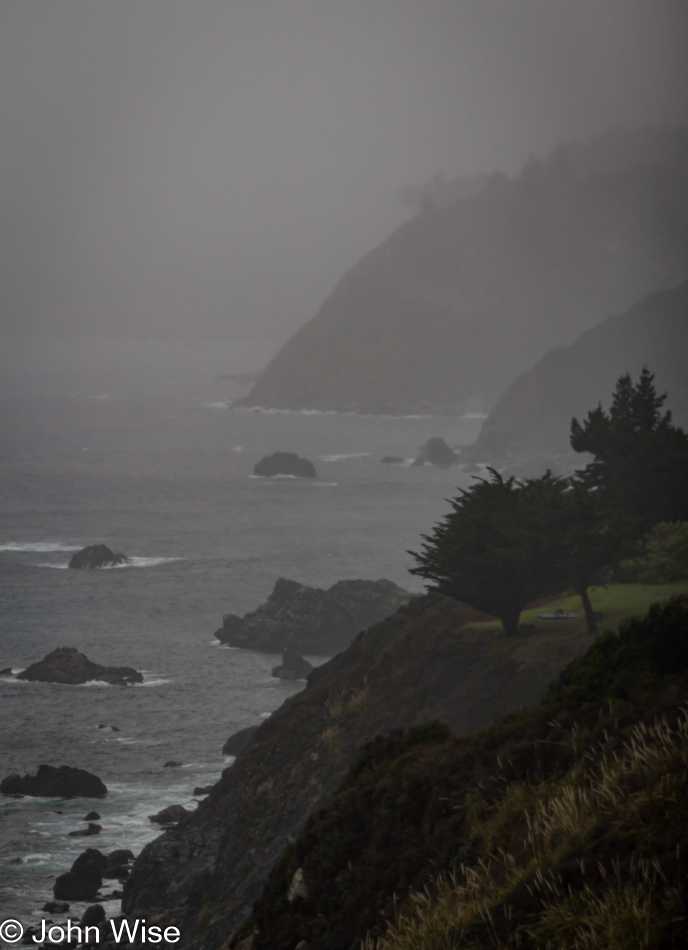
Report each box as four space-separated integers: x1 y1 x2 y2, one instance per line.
570 368 688 526
409 470 567 636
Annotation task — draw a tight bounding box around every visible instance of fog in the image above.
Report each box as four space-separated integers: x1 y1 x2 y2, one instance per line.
1 0 687 346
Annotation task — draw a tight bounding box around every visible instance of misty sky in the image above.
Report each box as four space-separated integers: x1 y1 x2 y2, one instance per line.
2 0 687 346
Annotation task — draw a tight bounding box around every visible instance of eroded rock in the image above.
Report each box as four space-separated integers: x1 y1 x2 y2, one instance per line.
1 765 107 799
16 646 143 686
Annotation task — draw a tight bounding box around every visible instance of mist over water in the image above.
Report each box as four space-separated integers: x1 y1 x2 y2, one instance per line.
0 339 484 919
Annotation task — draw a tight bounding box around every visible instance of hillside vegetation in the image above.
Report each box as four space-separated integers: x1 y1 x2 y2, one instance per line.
248 596 688 950
463 280 688 468
240 128 688 415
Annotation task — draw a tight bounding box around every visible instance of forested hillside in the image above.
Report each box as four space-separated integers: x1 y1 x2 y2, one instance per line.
240 128 688 415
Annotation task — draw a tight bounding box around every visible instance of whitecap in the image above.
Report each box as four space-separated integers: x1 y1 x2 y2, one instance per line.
35 562 69 569
135 676 172 687
318 453 370 461
0 542 81 553
107 556 186 569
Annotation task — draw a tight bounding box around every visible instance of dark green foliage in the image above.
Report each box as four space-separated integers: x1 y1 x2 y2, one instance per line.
571 368 688 526
251 597 688 950
409 470 569 635
613 521 688 583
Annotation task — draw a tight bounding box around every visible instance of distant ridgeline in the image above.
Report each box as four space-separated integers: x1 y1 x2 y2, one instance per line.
462 279 688 467
239 126 688 415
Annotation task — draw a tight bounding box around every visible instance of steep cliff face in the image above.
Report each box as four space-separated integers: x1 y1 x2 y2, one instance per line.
462 280 688 467
239 151 688 416
123 595 599 946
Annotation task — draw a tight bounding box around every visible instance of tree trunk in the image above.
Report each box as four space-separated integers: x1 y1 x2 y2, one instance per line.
500 608 522 636
579 586 598 635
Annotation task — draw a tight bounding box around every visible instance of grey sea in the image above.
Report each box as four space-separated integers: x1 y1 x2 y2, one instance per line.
0 338 483 923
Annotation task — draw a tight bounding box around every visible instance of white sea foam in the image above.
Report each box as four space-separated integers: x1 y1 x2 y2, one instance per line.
0 542 81 552
319 452 370 461
109 556 186 569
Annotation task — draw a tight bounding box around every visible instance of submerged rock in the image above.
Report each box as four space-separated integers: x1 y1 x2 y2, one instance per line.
1 765 107 799
68 544 129 569
215 576 412 656
16 646 143 686
149 804 190 827
253 452 316 478
271 648 313 681
68 822 102 837
412 437 459 468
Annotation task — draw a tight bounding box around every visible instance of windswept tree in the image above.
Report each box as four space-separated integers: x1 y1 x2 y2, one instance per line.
571 368 688 526
409 470 567 636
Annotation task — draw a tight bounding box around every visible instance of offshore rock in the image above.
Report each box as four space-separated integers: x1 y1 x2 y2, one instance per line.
16 646 143 686
253 453 316 478
123 593 598 946
54 849 106 901
68 544 129 568
1 765 107 799
271 649 313 681
412 437 459 468
149 805 191 828
215 577 412 656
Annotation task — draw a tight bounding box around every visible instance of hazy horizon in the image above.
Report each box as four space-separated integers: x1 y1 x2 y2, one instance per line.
2 0 687 347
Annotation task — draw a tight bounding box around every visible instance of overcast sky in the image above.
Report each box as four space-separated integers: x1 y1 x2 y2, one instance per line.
2 0 687 344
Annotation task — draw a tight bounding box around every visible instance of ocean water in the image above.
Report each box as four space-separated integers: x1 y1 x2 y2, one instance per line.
0 338 483 923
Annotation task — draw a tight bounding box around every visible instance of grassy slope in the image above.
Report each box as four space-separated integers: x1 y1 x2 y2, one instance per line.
246 590 688 950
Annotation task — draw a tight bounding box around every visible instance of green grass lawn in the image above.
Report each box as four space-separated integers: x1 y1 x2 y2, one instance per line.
459 580 688 640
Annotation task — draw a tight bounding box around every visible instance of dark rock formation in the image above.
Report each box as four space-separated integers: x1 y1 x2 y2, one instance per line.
43 901 70 914
271 649 313 681
0 667 13 676
84 811 101 820
222 726 260 757
462 280 688 469
380 456 405 464
149 804 190 827
16 646 143 686
237 132 688 415
123 593 600 943
54 849 106 901
103 849 135 881
253 452 316 478
215 576 412 656
80 905 106 928
68 544 129 569
68 822 102 837
1 765 107 799
412 437 459 468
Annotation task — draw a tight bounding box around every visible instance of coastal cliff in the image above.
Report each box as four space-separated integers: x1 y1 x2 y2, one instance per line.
123 594 599 945
239 133 688 416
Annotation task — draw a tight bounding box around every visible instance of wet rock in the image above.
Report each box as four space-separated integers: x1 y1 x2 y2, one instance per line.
215 576 412 655
69 822 102 837
84 811 101 821
163 761 182 768
271 649 313 681
16 647 143 686
68 545 128 569
413 437 459 468
193 785 215 796
0 667 13 676
222 725 260 757
43 901 70 914
54 849 106 901
103 849 135 881
80 905 106 927
253 452 316 478
1 765 107 799
149 805 190 827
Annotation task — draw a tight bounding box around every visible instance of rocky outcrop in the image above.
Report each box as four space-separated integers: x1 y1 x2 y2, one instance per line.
253 453 316 478
68 544 129 568
462 280 688 470
271 649 313 680
149 805 191 828
222 726 260 757
16 647 143 686
238 133 688 416
215 577 412 656
68 822 102 837
1 765 107 798
123 593 601 945
54 848 106 901
413 437 459 468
